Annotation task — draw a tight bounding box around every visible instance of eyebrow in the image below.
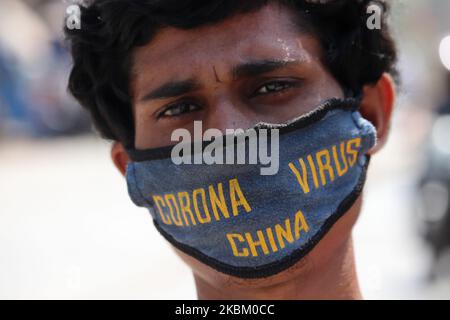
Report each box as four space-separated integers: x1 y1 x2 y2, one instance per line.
139 59 302 102
231 59 301 80
140 79 200 101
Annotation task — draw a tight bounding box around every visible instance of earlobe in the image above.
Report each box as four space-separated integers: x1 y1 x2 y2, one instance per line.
111 142 130 177
359 73 396 154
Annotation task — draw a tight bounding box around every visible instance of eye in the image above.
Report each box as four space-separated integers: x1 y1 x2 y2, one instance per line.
253 80 297 97
157 101 201 118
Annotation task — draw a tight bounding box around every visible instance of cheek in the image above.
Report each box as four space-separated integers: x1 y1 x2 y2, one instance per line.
273 78 344 122
309 63 345 103
134 110 154 149
134 112 173 149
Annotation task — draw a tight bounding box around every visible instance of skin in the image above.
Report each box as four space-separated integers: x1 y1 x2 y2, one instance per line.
111 3 395 300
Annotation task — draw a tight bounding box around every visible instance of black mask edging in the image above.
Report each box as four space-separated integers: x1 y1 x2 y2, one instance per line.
126 97 360 162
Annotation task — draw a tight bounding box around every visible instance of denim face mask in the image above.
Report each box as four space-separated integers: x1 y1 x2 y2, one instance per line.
125 98 377 278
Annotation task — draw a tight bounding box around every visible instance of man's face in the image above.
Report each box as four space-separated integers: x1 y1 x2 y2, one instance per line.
127 3 358 287
130 3 343 149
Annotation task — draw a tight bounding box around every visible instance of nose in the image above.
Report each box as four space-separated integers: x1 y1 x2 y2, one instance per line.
205 97 257 133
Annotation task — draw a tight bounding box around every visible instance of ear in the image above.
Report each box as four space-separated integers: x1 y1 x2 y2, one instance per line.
111 142 130 177
359 73 396 154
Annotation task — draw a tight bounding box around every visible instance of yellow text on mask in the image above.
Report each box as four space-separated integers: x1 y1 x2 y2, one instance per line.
152 178 251 227
226 210 309 257
288 138 361 194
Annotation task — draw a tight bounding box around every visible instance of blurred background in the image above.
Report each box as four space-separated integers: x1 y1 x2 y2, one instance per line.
0 0 449 299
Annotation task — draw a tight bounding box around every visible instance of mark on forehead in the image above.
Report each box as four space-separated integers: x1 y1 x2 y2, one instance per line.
213 65 222 83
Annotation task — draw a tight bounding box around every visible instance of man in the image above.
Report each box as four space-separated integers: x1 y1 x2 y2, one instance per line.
66 0 397 299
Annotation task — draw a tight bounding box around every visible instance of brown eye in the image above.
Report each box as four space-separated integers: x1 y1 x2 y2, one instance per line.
254 81 296 96
158 102 201 118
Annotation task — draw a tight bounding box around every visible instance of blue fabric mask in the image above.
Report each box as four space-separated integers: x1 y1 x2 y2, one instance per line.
125 98 377 278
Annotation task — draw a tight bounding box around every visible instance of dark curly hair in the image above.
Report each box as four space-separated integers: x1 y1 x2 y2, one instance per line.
65 0 397 148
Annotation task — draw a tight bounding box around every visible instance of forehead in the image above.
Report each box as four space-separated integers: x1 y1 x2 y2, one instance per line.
131 4 318 89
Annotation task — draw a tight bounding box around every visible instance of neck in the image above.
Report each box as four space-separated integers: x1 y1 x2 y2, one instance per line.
194 237 362 300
